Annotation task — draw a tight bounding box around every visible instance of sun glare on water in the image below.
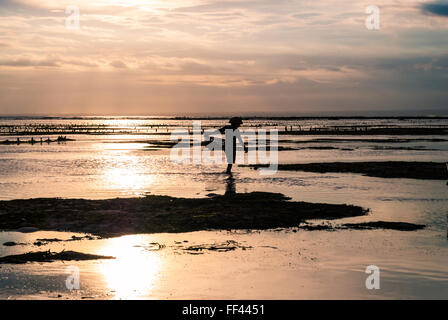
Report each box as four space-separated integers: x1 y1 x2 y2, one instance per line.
98 235 162 299
101 151 155 196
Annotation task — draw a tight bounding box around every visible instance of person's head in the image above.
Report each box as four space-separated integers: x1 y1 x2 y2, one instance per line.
229 117 243 128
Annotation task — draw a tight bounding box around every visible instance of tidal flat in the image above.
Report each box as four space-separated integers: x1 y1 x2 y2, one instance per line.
0 117 447 299
0 192 368 238
245 161 447 180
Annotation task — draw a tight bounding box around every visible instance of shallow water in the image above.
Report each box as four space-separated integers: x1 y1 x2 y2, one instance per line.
0 118 447 299
0 228 446 299
1 131 447 200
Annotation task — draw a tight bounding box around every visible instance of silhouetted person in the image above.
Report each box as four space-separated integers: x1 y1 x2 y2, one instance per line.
218 117 248 174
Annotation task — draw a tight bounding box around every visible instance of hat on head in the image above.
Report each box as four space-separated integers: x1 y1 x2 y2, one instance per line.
229 117 243 125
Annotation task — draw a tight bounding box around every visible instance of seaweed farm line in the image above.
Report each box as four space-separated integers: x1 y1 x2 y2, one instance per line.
1 121 448 136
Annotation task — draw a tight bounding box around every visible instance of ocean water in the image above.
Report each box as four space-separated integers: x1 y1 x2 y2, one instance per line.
0 117 447 299
1 117 447 200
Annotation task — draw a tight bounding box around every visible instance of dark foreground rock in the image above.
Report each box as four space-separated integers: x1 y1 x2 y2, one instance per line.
245 161 447 180
298 221 425 231
0 250 115 264
181 240 251 254
3 241 26 247
342 221 425 231
0 192 368 237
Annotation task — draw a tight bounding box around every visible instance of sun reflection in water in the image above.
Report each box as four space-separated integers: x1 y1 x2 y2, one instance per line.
102 153 155 195
105 167 148 191
98 235 162 300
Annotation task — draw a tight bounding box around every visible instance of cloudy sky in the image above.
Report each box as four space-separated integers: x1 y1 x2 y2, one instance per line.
0 0 447 115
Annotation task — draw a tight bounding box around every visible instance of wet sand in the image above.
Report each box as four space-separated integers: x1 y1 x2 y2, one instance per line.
0 192 368 238
245 161 447 180
0 228 446 299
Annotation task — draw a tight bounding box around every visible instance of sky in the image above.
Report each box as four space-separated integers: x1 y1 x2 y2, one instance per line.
0 0 447 116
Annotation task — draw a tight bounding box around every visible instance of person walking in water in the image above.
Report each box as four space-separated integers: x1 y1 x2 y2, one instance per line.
218 117 248 174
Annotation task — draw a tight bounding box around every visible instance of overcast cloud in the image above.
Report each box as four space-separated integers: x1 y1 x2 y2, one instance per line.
0 0 447 115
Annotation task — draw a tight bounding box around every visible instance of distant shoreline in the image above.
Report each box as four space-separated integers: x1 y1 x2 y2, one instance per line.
1 116 448 121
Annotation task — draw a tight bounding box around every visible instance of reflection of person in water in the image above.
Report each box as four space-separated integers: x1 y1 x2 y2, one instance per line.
218 117 248 174
225 174 236 196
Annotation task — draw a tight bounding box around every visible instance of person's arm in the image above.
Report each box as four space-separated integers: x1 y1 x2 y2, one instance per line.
204 126 226 147
218 126 228 134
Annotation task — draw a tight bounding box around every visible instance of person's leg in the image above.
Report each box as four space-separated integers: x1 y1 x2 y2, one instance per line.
226 137 236 174
224 135 236 174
